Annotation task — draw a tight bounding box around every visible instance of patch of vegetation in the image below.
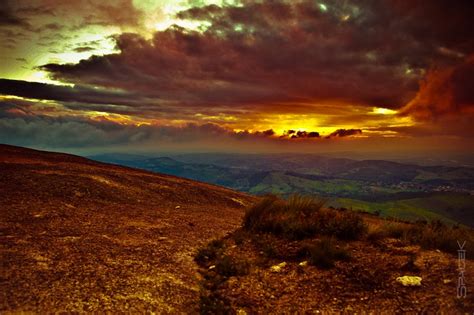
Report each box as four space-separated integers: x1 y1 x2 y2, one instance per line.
404 220 472 253
215 255 249 278
243 194 367 240
195 239 250 314
199 291 231 315
302 237 351 269
368 220 473 254
195 239 225 266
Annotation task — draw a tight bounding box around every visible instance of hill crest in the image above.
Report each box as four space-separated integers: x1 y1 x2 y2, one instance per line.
0 144 255 312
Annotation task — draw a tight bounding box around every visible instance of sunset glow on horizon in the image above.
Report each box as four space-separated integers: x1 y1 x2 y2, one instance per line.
0 0 473 155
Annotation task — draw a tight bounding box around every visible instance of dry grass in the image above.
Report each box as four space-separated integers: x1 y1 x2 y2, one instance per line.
243 194 367 240
303 237 351 269
368 220 473 255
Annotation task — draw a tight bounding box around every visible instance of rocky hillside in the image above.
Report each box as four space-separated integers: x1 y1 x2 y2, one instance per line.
195 195 474 313
0 144 255 312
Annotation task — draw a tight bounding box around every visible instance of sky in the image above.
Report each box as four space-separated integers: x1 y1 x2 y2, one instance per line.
0 0 473 158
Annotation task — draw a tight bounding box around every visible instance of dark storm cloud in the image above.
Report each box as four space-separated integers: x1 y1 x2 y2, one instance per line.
0 4 30 28
76 0 144 28
38 0 474 117
0 78 146 107
280 130 320 139
0 102 284 148
327 129 362 138
73 46 96 53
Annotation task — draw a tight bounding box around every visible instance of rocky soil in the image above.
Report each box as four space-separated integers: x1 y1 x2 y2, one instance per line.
0 144 255 312
197 221 474 313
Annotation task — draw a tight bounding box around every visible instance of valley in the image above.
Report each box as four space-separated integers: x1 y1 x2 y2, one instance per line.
91 153 474 227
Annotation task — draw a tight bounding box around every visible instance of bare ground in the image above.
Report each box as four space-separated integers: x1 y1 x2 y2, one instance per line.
0 144 255 313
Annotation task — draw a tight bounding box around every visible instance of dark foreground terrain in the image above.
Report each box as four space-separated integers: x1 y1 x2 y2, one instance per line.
196 196 474 313
0 144 254 312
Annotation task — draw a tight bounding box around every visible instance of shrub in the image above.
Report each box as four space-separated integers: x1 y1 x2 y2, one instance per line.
199 292 231 315
215 255 249 278
305 237 351 269
384 222 410 239
195 239 225 266
243 194 367 240
404 220 472 253
371 220 473 255
317 208 367 240
366 225 387 242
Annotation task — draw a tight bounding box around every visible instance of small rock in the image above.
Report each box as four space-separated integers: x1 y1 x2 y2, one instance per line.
175 205 181 209
227 277 238 287
209 265 216 270
396 275 422 286
270 262 287 272
414 256 425 270
236 309 247 315
443 279 452 284
298 261 308 267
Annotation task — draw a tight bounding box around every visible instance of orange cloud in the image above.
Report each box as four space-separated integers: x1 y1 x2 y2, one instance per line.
400 55 474 121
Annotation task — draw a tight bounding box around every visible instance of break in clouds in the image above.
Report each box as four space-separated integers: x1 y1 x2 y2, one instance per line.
0 0 473 150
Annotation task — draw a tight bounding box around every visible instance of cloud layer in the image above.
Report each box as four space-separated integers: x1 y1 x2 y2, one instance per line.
0 0 473 152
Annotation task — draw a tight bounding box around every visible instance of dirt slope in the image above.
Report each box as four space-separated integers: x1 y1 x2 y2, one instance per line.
0 144 255 313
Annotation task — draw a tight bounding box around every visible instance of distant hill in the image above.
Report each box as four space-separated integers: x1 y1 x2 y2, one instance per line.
90 153 474 226
0 144 254 312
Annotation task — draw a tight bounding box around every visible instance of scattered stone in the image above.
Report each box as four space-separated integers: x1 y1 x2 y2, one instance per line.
397 275 422 286
270 262 287 273
209 265 216 270
443 279 452 284
299 261 308 267
231 198 246 207
236 309 247 315
175 205 181 209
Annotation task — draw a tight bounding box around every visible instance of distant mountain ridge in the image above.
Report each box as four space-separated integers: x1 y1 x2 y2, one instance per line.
90 153 474 226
